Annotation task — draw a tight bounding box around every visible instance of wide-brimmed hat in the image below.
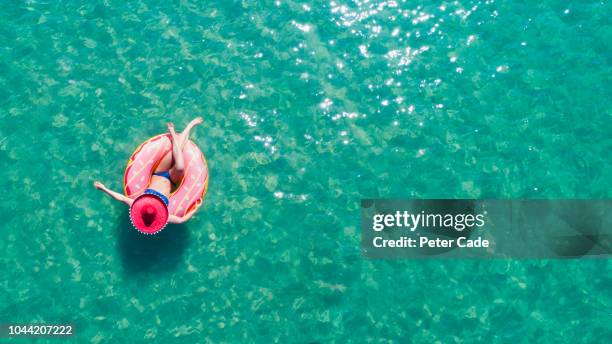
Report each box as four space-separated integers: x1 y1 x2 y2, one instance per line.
129 194 169 234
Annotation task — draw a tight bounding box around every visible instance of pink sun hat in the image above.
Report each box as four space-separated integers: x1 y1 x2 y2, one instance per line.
129 193 169 234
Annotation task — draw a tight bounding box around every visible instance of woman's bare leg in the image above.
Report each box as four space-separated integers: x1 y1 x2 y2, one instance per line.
168 117 203 183
167 123 184 173
176 117 203 149
155 150 174 172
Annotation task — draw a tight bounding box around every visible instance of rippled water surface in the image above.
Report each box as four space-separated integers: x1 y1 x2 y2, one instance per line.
1 0 610 342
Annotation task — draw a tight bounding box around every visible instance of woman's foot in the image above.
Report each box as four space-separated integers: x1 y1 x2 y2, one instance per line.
191 117 203 125
186 117 203 131
167 123 179 144
167 122 177 135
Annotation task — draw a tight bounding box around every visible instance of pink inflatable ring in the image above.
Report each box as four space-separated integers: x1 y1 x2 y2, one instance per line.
124 134 209 220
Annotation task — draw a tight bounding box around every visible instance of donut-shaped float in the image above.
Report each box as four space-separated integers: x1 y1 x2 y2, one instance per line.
123 134 208 218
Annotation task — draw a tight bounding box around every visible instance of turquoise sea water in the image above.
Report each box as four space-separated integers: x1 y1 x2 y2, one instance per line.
1 0 611 342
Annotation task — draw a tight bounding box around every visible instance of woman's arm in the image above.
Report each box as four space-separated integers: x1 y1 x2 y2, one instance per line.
168 210 196 224
94 181 133 206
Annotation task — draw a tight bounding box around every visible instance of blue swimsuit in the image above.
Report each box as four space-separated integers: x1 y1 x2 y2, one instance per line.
147 171 174 205
143 188 169 206
153 171 173 183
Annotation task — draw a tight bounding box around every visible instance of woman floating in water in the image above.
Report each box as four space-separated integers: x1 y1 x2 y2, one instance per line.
94 117 206 233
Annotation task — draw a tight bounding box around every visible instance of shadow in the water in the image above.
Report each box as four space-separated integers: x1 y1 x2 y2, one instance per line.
115 215 189 275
